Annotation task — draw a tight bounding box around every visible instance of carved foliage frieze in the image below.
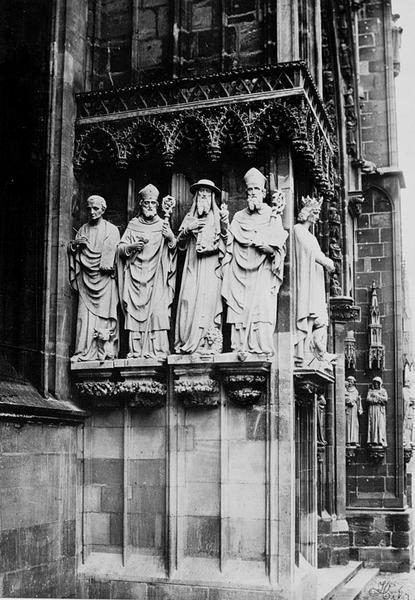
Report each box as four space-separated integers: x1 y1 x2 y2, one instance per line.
174 372 220 408
222 373 267 407
74 99 333 193
117 379 166 409
330 297 361 322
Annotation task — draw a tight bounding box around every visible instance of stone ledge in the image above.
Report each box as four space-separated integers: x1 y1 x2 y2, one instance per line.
0 379 85 424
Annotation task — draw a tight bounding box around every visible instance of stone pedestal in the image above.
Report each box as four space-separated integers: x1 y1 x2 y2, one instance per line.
74 352 303 599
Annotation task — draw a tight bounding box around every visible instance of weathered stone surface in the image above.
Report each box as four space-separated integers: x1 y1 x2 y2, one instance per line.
185 516 220 557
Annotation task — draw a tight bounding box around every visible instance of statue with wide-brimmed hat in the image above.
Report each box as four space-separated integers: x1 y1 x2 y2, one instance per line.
175 178 226 355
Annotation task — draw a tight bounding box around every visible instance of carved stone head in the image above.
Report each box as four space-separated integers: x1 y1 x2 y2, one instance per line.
297 195 323 223
86 195 106 222
138 184 159 219
244 168 266 212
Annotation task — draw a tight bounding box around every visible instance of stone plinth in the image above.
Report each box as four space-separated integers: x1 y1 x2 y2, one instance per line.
76 352 300 598
71 359 167 409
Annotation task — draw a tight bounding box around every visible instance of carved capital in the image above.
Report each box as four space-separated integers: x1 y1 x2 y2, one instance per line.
223 373 266 407
117 378 166 409
294 378 321 408
174 372 220 408
75 381 117 406
330 296 361 322
71 358 167 409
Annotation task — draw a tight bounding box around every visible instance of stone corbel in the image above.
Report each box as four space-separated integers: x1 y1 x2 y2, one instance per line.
294 376 323 409
72 362 117 408
222 373 267 407
174 369 220 408
217 354 271 408
75 380 117 408
367 445 386 463
71 359 167 409
330 296 361 323
346 445 357 465
117 378 166 409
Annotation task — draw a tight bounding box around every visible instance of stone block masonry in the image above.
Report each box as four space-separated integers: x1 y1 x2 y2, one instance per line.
0 422 79 597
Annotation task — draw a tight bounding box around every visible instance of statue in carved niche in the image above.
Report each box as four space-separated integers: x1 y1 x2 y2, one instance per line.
294 196 337 367
345 376 363 446
221 168 288 357
366 376 387 447
317 393 327 445
116 184 177 358
175 179 226 355
68 195 120 362
403 382 415 449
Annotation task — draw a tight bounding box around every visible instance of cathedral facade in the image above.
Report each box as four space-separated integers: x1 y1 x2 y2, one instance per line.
0 1 412 598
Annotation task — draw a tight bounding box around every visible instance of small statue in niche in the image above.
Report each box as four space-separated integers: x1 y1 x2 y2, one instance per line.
294 195 337 368
403 382 415 449
68 195 120 362
175 179 226 355
116 184 177 358
366 376 388 447
221 168 288 357
345 376 363 446
317 393 327 445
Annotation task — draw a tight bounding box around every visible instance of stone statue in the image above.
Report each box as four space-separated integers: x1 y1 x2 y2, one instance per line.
221 167 288 357
175 179 226 355
345 376 363 446
366 376 387 447
68 195 120 362
294 195 336 367
403 383 415 449
116 184 177 358
317 393 327 445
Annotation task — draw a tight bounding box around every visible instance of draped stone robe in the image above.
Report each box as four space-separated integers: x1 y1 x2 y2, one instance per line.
68 219 120 362
294 223 329 364
222 204 287 355
366 387 388 446
345 385 362 445
117 216 176 358
175 202 225 354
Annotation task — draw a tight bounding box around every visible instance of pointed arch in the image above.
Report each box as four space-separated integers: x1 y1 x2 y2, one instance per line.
167 114 212 158
214 109 250 151
129 119 167 162
73 126 119 171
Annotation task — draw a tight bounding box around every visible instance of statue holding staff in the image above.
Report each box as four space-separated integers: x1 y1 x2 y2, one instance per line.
221 167 288 357
117 184 177 358
175 179 226 355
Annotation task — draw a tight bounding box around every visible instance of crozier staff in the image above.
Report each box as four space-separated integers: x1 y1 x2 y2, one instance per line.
117 184 177 358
